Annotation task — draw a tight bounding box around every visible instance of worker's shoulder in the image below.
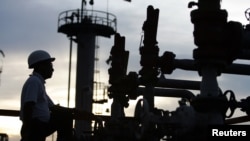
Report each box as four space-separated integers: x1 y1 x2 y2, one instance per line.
25 74 43 85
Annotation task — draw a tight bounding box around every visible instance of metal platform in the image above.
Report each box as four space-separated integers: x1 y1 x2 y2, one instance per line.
58 9 117 38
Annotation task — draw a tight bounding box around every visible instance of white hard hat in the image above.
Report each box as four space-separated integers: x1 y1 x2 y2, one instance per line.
28 50 55 68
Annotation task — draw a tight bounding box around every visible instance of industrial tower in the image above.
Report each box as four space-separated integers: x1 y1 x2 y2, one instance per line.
57 0 116 138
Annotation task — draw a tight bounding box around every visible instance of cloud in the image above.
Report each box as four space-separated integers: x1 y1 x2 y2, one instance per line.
0 1 75 53
1 0 250 140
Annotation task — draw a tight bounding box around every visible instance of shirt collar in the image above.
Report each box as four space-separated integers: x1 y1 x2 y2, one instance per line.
31 72 46 84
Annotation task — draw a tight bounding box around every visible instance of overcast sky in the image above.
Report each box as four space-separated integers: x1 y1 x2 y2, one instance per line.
1 0 250 141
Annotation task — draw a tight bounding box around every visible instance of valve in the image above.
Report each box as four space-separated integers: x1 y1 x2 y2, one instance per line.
188 1 198 9
189 0 221 10
190 92 228 116
240 96 250 116
223 90 237 118
134 98 152 140
222 90 250 117
158 51 176 74
126 72 139 100
190 0 244 76
191 90 250 118
107 33 130 107
89 0 94 5
245 8 250 23
243 8 250 49
139 5 160 85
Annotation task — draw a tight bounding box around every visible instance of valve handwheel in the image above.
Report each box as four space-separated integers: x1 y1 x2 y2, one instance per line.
134 98 152 140
245 8 250 23
223 90 237 118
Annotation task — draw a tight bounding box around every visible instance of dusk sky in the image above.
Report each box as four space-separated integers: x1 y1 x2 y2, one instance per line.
1 0 250 141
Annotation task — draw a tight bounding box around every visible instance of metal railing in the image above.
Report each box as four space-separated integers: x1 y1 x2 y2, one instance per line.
58 9 117 32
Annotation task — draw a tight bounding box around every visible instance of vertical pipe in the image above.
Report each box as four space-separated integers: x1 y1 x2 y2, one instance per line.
139 6 159 111
190 1 226 139
75 33 96 136
81 0 84 20
144 86 154 111
67 37 73 107
200 65 224 124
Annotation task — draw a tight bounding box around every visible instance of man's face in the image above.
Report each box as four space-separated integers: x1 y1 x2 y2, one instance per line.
44 62 54 79
38 61 54 79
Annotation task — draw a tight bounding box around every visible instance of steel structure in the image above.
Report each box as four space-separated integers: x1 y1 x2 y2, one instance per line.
102 1 250 141
1 0 250 141
57 0 116 139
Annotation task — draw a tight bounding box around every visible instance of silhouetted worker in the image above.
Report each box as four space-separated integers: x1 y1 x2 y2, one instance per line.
19 50 74 141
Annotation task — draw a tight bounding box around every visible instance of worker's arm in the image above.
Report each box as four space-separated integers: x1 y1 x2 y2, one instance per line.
23 101 35 123
50 105 96 120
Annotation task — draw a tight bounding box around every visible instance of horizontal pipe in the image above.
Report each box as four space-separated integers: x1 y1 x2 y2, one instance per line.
238 49 250 60
156 77 201 90
174 59 250 75
0 109 19 117
225 115 250 124
137 87 195 100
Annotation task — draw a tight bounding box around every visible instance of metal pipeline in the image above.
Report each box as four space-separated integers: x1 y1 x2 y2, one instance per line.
137 87 195 101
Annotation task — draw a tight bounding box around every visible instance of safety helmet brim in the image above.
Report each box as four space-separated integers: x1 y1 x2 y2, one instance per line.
28 50 56 68
29 58 55 68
